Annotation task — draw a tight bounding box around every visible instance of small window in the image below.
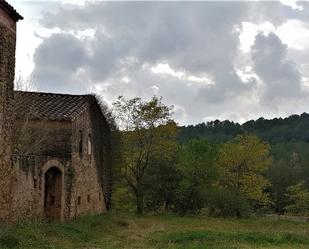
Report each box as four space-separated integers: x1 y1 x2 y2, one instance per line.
79 130 83 157
99 193 101 201
78 196 81 205
87 194 90 203
87 134 92 155
34 178 37 188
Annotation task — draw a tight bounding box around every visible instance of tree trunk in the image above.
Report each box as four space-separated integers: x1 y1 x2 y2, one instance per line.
236 209 241 218
135 181 144 214
164 197 171 212
136 191 144 214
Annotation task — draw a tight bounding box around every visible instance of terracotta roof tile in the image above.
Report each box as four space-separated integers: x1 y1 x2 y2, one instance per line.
14 91 93 121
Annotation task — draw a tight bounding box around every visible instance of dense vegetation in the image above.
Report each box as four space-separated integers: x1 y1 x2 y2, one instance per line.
112 96 309 217
179 113 309 215
1 213 309 249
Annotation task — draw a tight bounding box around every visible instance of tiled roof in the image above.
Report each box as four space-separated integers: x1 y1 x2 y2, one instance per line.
0 0 23 21
14 91 94 121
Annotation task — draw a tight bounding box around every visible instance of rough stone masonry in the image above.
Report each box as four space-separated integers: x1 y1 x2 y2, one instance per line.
0 0 23 223
0 1 111 224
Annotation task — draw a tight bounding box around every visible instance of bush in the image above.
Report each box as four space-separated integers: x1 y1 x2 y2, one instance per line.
112 185 135 211
206 188 251 218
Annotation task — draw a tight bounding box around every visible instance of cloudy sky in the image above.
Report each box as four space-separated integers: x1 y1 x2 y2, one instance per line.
10 0 309 125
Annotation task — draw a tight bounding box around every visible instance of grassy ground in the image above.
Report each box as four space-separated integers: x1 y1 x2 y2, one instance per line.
1 213 309 249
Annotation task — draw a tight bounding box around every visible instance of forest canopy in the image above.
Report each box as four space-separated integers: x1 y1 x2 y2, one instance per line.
112 97 309 217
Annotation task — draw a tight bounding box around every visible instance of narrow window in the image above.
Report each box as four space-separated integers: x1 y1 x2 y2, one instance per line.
87 134 92 155
87 194 90 203
78 196 81 205
33 178 37 188
99 193 101 201
79 130 83 157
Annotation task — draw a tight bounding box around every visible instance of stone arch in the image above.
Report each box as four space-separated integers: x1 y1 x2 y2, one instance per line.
42 160 65 221
42 159 64 175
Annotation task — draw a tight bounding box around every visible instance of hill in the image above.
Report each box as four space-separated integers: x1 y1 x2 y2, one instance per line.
179 112 309 145
179 113 309 213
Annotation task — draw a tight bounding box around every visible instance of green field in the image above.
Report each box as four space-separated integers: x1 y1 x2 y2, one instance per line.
1 213 309 249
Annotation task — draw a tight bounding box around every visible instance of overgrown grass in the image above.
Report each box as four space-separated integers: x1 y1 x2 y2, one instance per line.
0 213 309 249
153 230 309 249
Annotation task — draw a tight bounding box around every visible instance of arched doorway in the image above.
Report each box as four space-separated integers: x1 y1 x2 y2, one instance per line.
44 167 63 220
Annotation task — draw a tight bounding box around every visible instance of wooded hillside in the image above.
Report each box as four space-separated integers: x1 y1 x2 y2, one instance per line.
179 113 309 213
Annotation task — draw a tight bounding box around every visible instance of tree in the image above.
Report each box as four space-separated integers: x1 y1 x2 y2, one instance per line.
143 154 180 212
267 159 294 214
174 138 218 214
218 134 272 217
285 182 309 216
113 96 178 214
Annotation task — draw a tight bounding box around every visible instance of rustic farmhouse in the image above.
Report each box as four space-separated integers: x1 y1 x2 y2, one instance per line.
0 0 111 223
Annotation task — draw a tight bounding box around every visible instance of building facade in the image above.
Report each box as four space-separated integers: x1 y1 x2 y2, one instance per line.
0 0 23 223
11 92 111 222
0 1 111 223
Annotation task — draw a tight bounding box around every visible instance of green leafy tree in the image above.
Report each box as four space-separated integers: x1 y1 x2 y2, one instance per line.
218 134 272 217
113 96 178 214
175 138 218 214
143 155 180 212
285 182 309 216
206 187 251 217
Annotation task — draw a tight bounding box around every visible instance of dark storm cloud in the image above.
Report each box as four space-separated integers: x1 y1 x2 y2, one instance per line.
251 32 303 104
32 33 87 93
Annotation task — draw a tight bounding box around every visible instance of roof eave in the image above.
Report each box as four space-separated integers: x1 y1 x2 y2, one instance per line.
0 0 23 21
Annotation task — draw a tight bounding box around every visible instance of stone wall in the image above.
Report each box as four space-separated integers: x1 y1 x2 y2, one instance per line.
69 105 107 218
10 155 71 222
0 10 16 223
10 119 72 222
10 105 110 222
13 119 72 157
90 100 112 210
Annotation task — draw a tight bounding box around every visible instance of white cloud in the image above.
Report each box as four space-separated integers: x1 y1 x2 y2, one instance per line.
239 19 309 53
151 85 159 95
276 20 309 50
121 76 131 84
12 1 309 125
62 0 86 6
236 67 259 84
279 0 303 10
151 63 184 79
239 22 275 52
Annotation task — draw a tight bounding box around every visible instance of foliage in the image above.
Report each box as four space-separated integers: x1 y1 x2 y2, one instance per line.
267 157 300 214
179 113 309 215
110 98 309 216
285 182 309 216
206 187 251 218
179 113 309 145
143 155 180 212
112 185 136 211
174 138 218 214
218 134 272 216
112 96 178 213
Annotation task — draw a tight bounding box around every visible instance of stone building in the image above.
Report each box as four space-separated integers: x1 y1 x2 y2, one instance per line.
0 0 23 222
0 1 111 223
